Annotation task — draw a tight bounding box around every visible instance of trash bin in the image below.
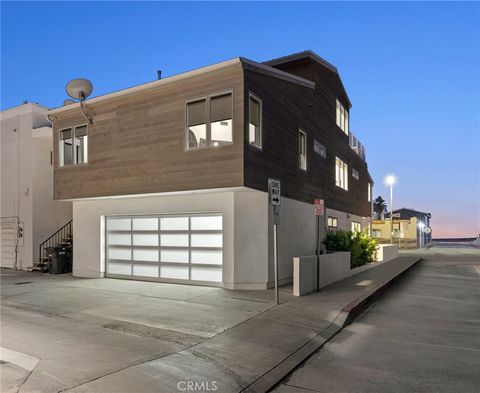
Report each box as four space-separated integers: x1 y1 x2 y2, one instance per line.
48 246 69 274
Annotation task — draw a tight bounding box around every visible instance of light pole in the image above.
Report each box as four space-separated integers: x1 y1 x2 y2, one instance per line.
384 174 397 244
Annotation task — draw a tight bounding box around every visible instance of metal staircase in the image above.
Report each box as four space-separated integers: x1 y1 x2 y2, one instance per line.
32 220 73 272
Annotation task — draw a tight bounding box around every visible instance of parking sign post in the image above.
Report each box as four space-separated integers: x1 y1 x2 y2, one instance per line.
314 199 324 291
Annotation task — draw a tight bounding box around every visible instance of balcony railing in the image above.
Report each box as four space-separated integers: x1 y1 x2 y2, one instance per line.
349 132 366 161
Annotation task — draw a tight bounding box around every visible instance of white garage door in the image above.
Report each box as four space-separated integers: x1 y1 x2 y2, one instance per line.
105 214 223 285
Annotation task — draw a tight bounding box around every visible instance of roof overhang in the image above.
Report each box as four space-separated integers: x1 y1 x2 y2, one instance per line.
264 50 352 107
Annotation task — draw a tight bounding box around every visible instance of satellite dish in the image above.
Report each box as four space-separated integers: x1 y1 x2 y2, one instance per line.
66 78 93 100
63 99 75 106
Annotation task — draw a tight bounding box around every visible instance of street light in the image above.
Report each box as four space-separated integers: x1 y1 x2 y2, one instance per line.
384 174 398 244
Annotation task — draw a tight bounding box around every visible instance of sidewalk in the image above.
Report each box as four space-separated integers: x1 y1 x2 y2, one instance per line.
1 256 420 393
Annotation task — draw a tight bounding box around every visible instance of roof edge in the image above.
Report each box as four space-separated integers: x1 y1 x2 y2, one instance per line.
240 57 315 89
48 58 242 116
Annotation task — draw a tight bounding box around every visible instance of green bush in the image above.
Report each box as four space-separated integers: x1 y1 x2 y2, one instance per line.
323 230 378 268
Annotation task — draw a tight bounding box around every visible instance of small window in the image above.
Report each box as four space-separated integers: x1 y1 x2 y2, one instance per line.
74 125 88 164
368 182 372 202
249 94 262 148
187 99 207 149
336 99 349 134
351 222 361 232
210 93 233 146
59 128 73 166
352 168 359 180
299 130 307 170
327 217 338 228
313 139 326 158
372 229 382 238
335 157 348 190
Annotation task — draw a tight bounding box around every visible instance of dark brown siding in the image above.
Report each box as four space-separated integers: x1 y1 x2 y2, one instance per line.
53 63 244 200
243 63 372 217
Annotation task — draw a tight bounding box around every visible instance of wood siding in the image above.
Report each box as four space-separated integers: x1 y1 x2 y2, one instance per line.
243 59 372 217
53 63 244 200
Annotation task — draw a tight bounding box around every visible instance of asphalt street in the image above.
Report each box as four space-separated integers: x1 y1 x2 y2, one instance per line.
273 244 480 393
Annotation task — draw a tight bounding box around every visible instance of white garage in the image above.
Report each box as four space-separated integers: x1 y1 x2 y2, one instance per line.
105 214 223 285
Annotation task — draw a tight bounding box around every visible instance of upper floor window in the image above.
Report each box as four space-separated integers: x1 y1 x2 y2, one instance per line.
352 168 359 180
59 124 88 166
299 130 307 170
368 182 372 202
335 157 348 190
313 139 326 158
249 94 262 148
336 99 349 134
187 92 232 149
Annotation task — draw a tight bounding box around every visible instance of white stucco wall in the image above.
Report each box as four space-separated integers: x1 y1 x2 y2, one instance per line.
1 104 72 268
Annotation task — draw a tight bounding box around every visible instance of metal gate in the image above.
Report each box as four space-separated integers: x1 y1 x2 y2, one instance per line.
105 214 223 285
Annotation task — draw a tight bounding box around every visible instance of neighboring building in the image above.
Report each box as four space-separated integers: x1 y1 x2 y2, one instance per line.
372 208 432 248
47 50 373 289
1 103 72 269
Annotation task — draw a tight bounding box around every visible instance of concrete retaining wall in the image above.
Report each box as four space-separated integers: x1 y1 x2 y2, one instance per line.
318 252 351 289
376 244 399 262
293 256 317 296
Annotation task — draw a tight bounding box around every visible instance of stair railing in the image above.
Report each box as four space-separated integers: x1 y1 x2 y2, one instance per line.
38 220 73 263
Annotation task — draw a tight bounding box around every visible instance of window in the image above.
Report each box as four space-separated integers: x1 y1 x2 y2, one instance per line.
335 157 348 190
249 94 262 148
313 139 326 158
299 130 307 170
327 217 338 228
59 125 88 166
372 229 382 238
336 99 349 134
59 128 73 166
368 182 372 202
74 125 88 164
210 93 233 146
351 221 361 232
352 168 359 180
187 92 232 149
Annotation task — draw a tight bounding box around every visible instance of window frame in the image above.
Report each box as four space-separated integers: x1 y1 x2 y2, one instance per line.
352 168 360 181
313 138 327 158
351 221 361 232
327 216 338 228
335 156 349 191
335 98 349 135
58 123 89 167
185 90 234 151
368 182 372 202
298 129 307 171
248 92 262 150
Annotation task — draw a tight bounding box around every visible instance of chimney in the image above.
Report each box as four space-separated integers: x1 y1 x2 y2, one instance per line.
157 70 162 80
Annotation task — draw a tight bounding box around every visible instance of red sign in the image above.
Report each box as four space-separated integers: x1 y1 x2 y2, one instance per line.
314 198 324 216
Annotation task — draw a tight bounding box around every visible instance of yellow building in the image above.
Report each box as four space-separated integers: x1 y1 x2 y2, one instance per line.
372 217 425 249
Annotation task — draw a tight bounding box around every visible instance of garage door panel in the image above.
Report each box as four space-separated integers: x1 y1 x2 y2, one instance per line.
191 266 222 282
161 249 189 263
108 261 132 275
106 214 223 285
133 263 158 277
191 250 222 265
132 234 158 246
161 265 189 280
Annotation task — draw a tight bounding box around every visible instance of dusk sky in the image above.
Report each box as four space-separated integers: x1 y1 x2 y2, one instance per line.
2 1 479 237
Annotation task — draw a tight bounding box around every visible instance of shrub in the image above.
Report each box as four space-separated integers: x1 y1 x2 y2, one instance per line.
323 230 378 268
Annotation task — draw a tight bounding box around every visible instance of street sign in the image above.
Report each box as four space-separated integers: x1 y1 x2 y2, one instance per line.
314 198 324 216
424 227 432 234
268 178 281 206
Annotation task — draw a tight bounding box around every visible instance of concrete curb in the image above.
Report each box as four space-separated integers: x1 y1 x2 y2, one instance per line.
243 257 422 393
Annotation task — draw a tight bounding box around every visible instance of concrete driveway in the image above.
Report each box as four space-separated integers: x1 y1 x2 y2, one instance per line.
0 271 288 393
